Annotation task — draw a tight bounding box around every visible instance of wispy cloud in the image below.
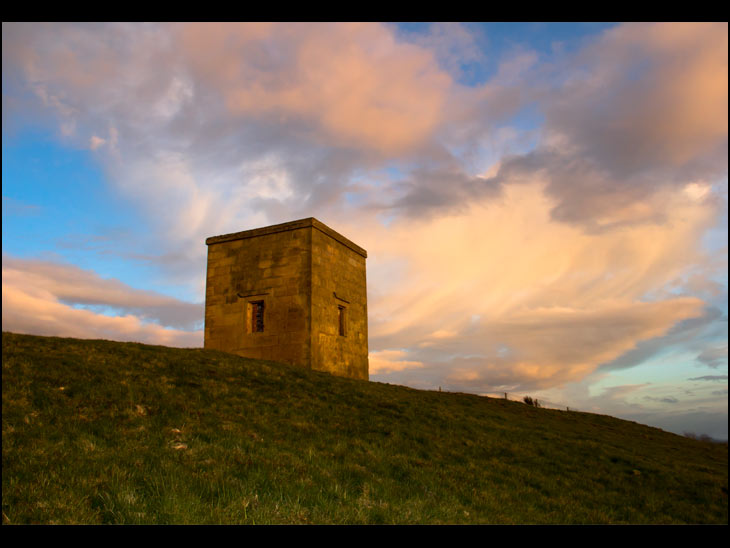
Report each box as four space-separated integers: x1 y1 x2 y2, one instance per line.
2 196 41 216
346 179 714 391
688 375 728 382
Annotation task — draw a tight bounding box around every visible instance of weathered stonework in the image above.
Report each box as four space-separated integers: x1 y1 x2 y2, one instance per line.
204 218 368 380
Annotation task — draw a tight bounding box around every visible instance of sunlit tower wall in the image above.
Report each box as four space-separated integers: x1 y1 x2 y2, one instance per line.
204 218 368 380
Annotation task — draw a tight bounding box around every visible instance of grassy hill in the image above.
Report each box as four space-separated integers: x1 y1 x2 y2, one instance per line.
2 332 727 524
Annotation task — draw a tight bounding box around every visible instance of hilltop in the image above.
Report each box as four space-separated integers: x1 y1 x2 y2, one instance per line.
2 332 727 524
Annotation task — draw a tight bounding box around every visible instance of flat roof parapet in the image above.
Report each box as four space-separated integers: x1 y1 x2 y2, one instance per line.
205 217 367 258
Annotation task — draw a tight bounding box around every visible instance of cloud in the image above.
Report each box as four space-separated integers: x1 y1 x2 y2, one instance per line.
0 23 462 296
696 345 728 369
356 180 713 391
688 375 728 382
599 306 727 372
6 22 724 247
2 196 41 216
2 256 202 346
386 166 502 218
522 365 727 439
547 23 727 170
465 23 728 230
369 349 424 374
175 22 452 155
89 135 106 150
393 23 487 83
644 396 680 404
1 22 726 406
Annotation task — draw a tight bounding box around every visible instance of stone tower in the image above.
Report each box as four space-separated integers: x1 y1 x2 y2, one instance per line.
204 218 368 380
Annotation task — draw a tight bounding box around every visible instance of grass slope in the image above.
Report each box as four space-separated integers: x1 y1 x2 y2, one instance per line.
2 332 727 524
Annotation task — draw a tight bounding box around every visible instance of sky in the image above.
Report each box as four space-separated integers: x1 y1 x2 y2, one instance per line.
2 22 727 440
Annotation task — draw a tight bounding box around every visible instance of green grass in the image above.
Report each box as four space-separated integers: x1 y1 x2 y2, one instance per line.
2 331 727 524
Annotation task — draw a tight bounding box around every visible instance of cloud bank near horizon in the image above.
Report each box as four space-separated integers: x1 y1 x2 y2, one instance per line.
2 257 202 347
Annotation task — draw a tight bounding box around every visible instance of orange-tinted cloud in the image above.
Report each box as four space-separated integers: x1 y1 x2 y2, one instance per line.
571 22 727 170
4 22 454 157
336 179 715 390
2 257 202 347
176 22 452 155
368 349 424 375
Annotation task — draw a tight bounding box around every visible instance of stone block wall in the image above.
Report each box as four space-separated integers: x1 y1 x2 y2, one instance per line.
311 226 368 380
204 218 368 380
204 223 312 367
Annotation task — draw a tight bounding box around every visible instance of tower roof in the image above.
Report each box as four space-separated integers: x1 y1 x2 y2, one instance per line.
205 217 367 258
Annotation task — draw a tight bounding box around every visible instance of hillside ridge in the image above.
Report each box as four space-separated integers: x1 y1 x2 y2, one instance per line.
2 332 727 524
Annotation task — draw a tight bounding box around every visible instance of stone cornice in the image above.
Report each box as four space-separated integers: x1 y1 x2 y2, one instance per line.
205 217 367 258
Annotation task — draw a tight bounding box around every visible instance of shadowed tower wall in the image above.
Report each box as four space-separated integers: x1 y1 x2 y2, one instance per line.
204 218 368 380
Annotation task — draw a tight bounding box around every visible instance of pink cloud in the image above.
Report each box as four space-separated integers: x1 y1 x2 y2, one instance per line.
2 257 202 347
545 22 727 174
4 23 456 156
176 22 452 155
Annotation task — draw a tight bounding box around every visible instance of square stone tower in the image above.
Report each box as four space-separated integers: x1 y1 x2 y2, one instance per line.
204 218 368 380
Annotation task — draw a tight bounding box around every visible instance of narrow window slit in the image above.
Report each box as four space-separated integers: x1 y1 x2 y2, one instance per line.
251 301 265 333
338 305 346 336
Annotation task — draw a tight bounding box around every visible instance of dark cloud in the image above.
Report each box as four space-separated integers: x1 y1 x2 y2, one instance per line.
644 396 680 404
388 166 502 218
696 346 728 369
2 196 41 216
688 375 728 382
481 150 666 231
